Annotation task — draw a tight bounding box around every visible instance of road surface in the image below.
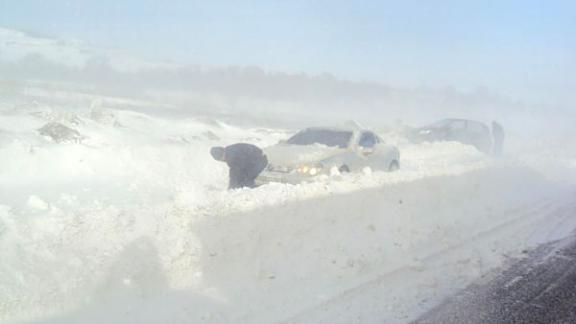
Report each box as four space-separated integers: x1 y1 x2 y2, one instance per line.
415 235 576 324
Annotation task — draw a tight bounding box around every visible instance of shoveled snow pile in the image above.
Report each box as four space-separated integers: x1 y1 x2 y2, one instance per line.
1 95 576 323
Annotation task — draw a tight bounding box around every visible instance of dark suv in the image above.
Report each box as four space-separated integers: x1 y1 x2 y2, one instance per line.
410 119 492 153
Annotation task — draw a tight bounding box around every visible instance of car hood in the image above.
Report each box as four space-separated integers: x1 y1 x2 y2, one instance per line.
414 125 439 133
263 144 343 167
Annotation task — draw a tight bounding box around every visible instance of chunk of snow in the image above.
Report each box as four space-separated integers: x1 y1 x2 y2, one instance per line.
27 195 49 210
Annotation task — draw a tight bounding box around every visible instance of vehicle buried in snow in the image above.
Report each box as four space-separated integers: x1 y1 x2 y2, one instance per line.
408 118 492 153
256 126 400 185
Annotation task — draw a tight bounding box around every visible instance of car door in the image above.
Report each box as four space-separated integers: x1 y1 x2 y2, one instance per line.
445 120 468 143
465 121 492 152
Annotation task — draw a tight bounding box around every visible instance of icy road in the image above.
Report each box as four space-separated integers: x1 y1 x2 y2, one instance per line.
1 94 576 323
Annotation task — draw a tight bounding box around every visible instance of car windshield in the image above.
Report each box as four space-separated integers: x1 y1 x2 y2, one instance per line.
286 129 352 148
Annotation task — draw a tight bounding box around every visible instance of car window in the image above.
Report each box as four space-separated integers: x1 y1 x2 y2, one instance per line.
448 120 467 130
359 132 378 148
429 119 452 128
467 121 489 134
286 129 352 148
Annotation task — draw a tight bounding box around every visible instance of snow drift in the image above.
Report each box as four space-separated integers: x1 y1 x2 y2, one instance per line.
3 163 575 323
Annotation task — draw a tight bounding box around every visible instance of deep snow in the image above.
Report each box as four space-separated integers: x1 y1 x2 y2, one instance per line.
1 86 576 324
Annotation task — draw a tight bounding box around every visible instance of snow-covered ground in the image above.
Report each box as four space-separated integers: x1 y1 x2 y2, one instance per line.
1 85 576 324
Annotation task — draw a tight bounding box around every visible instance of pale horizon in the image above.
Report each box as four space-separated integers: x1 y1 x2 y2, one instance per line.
0 0 574 108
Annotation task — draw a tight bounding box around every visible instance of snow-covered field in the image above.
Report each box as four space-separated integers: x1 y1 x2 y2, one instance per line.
1 86 576 324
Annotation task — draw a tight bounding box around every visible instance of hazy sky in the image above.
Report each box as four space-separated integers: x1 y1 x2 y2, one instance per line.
0 0 574 107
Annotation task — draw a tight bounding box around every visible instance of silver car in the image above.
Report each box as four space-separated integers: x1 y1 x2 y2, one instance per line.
257 127 400 185
409 119 492 153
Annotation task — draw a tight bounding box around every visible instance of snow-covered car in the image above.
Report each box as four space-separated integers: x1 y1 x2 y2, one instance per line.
409 118 492 153
256 127 400 184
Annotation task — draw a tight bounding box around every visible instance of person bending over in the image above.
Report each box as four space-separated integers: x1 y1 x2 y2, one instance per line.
210 143 268 189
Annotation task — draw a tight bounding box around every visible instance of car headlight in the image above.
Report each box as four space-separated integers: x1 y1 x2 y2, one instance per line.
297 164 323 176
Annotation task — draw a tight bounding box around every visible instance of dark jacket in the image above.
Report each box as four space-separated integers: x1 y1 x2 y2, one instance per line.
223 143 268 189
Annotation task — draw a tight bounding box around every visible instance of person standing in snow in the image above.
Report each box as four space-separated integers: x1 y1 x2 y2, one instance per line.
210 143 268 189
491 121 505 156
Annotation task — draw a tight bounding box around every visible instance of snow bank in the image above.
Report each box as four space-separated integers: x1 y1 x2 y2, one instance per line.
176 167 573 323
3 165 574 324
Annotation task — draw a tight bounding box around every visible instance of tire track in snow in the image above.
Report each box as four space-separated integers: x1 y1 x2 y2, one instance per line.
281 193 576 324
